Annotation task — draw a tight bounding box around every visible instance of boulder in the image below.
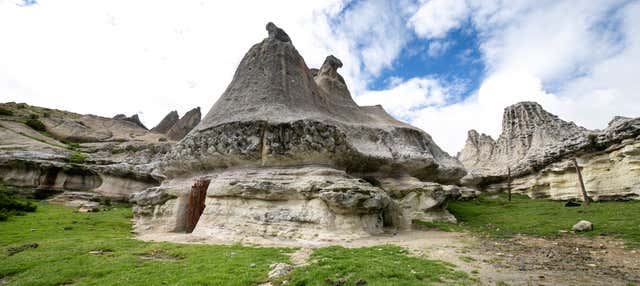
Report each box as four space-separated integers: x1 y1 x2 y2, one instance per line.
572 220 593 232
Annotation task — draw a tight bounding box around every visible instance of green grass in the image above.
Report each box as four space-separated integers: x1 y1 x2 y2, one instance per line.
69 152 89 163
429 194 640 247
1 203 472 286
288 246 470 286
0 203 290 286
24 119 46 132
0 186 36 221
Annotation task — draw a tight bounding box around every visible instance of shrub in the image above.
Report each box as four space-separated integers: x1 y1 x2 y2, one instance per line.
26 118 46 132
0 185 37 221
69 152 88 163
0 107 13 116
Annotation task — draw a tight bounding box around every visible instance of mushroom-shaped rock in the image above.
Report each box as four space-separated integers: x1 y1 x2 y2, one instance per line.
136 23 466 242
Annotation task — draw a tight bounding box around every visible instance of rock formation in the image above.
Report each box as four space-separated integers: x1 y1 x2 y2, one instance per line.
114 114 148 130
0 102 167 201
151 111 179 134
132 23 466 241
165 107 201 141
459 101 640 201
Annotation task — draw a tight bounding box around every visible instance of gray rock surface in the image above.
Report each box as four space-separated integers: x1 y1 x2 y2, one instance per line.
459 102 588 179
572 220 593 232
0 102 167 200
166 107 201 141
114 114 148 130
133 23 465 241
161 22 464 183
151 110 179 134
459 101 640 201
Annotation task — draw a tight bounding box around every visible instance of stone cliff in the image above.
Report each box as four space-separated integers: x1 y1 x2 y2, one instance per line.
459 101 640 201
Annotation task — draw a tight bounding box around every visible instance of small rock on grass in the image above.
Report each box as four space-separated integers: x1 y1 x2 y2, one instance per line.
572 220 593 232
268 263 293 279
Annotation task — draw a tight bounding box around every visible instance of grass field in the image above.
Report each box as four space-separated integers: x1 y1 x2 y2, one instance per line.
418 194 640 247
0 202 470 286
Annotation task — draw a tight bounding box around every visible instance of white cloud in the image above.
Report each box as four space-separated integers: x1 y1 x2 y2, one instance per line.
409 0 469 39
427 40 451 57
2 0 640 158
401 0 640 153
0 0 345 127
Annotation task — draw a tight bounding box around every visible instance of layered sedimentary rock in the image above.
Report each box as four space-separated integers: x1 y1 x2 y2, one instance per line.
133 23 465 241
0 102 166 201
459 101 640 200
166 107 201 141
151 111 179 134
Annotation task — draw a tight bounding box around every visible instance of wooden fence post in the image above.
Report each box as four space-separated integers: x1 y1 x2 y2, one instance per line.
507 167 512 202
571 158 589 207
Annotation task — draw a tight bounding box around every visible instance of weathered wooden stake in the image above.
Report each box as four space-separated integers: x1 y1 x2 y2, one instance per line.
572 158 589 207
185 178 211 233
507 167 512 202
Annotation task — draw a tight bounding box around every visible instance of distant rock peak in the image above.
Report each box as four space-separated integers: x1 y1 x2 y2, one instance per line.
266 22 290 43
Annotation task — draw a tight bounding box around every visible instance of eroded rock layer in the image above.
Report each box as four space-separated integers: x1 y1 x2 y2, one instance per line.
459 101 640 201
133 23 465 241
0 102 167 201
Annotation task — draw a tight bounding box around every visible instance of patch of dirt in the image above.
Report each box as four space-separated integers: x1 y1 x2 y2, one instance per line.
290 247 313 266
480 234 640 285
138 230 639 285
138 249 182 261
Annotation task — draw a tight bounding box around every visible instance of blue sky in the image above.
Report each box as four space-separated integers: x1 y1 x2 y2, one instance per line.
1 0 640 153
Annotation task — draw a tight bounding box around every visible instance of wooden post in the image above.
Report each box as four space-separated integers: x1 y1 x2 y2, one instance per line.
507 167 512 202
572 158 589 207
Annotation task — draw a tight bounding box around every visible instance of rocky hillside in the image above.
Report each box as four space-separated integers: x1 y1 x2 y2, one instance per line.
459 101 640 201
133 23 468 241
0 102 195 201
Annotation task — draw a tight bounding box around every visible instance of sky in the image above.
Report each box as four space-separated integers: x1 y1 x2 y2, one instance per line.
1 0 639 154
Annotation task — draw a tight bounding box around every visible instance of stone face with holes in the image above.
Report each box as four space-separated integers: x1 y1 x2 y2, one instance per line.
131 23 466 241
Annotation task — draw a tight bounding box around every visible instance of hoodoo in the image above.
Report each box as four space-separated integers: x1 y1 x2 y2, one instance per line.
459 101 640 201
132 23 466 241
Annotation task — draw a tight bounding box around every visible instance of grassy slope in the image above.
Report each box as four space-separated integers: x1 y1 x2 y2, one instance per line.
288 246 469 286
420 195 640 247
1 203 470 286
0 203 289 286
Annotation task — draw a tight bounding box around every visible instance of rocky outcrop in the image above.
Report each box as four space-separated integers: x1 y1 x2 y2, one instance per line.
459 101 640 201
114 114 148 130
151 111 179 134
133 23 465 242
0 102 167 200
166 108 201 141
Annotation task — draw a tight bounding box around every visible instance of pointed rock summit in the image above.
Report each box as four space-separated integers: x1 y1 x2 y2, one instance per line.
459 102 588 178
165 22 464 182
134 23 467 241
459 101 640 201
166 107 201 141
113 114 147 130
151 111 179 134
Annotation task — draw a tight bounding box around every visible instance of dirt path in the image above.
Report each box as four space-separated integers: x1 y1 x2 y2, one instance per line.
138 230 639 285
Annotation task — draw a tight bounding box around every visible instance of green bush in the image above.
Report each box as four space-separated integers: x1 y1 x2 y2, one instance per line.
0 107 13 116
69 152 88 163
0 186 36 221
25 118 46 132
